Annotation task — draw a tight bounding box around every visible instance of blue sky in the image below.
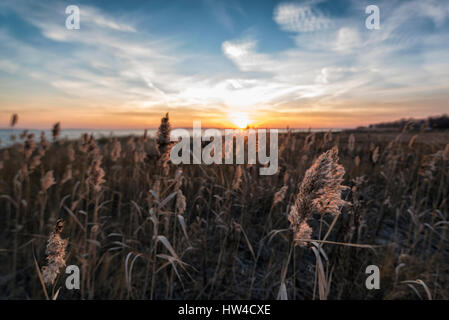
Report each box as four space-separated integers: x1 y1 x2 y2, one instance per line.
0 0 448 129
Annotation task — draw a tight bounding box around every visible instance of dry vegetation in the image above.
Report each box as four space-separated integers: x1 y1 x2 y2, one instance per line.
0 115 448 300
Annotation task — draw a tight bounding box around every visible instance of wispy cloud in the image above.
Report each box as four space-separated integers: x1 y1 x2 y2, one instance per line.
0 0 448 128
219 0 449 120
203 0 245 31
0 59 19 73
82 7 136 32
333 27 360 53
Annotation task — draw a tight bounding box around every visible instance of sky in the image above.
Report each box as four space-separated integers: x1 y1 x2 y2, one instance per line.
0 0 448 129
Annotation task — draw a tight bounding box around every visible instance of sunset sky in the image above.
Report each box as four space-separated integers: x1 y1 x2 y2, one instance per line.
0 0 448 129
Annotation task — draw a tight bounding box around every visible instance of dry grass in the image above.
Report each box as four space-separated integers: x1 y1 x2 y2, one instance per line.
0 117 448 300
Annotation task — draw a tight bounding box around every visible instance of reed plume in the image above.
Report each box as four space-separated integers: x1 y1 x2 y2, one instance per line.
41 170 56 192
40 132 49 152
79 133 93 153
156 113 172 169
88 154 106 191
20 130 28 140
408 134 418 148
10 113 18 127
126 136 136 153
273 185 288 206
288 146 348 246
323 130 333 145
52 122 61 141
176 189 186 215
111 139 121 161
61 164 72 184
419 150 443 181
372 146 379 164
41 219 68 286
24 133 36 159
303 132 316 151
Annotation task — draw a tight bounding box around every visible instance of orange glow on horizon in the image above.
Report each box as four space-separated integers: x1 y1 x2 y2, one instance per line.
2 100 447 130
229 112 251 129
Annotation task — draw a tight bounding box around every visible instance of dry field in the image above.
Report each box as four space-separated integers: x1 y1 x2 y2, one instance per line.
0 116 448 300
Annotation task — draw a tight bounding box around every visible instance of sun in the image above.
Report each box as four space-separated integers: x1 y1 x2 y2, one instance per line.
229 112 251 129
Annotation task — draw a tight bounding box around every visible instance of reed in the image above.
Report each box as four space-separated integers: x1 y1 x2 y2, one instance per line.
0 113 448 300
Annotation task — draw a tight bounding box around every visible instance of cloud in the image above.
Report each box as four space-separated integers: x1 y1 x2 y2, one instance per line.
203 0 244 31
1 0 449 128
414 0 449 26
218 0 449 122
0 1 186 106
222 40 256 58
0 59 19 73
82 7 136 32
274 3 331 33
334 28 360 53
221 40 274 73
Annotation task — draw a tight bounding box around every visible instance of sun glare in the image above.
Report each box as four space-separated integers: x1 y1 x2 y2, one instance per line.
229 112 251 129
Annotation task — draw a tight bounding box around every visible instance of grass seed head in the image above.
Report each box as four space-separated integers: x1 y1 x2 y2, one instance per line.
41 219 67 286
289 146 348 246
41 170 55 192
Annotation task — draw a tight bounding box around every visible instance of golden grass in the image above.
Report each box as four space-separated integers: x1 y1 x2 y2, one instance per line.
0 117 448 300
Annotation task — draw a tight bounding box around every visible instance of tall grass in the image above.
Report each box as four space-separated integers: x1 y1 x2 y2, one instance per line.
0 116 448 299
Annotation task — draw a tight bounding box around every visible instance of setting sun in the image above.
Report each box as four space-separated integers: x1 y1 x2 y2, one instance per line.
229 112 251 129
